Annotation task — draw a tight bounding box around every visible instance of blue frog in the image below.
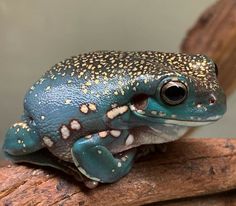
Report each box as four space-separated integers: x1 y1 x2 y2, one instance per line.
3 51 226 188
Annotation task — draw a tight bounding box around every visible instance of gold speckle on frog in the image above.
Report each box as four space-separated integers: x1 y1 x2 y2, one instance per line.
40 51 218 96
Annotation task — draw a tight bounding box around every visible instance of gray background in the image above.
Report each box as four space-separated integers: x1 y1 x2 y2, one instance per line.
0 0 235 159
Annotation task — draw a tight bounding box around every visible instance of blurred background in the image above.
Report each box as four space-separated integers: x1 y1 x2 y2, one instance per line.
0 0 235 160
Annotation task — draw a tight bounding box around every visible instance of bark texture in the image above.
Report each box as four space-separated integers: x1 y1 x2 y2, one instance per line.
1 138 236 205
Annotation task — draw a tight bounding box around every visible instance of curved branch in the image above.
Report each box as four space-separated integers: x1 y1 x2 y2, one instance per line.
1 138 236 205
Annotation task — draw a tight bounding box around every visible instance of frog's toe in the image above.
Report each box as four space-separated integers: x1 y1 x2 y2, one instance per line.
84 180 99 189
3 121 42 156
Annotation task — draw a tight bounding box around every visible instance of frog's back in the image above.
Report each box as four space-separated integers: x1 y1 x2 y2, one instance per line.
24 51 153 140
27 51 161 116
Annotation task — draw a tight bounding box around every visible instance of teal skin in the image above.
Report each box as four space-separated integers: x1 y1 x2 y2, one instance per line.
3 51 226 188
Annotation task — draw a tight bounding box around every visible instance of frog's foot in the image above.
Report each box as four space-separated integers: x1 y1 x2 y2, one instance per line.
84 179 99 189
71 130 137 183
3 121 43 156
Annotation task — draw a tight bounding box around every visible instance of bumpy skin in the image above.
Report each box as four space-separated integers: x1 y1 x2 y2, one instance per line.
3 51 226 186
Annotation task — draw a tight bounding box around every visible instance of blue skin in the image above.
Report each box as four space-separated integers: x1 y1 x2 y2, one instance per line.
3 51 226 186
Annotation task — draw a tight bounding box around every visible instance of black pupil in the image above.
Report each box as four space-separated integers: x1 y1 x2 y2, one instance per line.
164 86 186 102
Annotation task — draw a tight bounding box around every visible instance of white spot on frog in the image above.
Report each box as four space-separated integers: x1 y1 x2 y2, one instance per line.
45 86 51 91
151 111 158 115
107 105 128 119
61 125 70 139
129 105 136 111
70 120 81 130
80 104 89 114
196 103 202 108
171 114 177 118
125 134 134 146
88 103 97 111
65 99 72 105
117 162 122 167
111 103 118 108
110 130 121 137
159 111 166 117
137 110 145 114
99 131 108 138
43 136 54 147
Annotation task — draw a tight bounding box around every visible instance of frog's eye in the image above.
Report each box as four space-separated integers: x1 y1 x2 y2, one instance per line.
214 63 218 77
161 81 187 106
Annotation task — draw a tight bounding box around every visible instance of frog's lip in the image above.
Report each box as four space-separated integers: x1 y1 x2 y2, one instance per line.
129 105 222 126
158 119 215 126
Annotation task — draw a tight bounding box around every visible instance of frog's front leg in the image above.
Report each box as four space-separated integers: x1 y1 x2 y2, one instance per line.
71 130 137 183
3 122 43 157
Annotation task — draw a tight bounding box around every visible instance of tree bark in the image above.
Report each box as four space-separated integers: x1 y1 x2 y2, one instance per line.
181 0 236 96
0 138 236 206
154 191 236 206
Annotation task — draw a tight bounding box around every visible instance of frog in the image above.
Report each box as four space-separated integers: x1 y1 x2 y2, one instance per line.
3 51 226 188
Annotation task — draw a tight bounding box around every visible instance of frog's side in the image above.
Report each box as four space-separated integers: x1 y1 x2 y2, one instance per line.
3 51 226 187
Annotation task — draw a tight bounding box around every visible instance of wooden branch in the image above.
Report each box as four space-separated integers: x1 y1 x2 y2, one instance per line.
1 138 236 205
154 190 236 206
181 0 236 96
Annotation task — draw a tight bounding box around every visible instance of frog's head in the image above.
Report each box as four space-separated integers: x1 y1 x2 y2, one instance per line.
129 53 226 127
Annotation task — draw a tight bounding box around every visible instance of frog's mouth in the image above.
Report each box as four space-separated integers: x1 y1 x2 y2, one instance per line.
129 94 222 127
